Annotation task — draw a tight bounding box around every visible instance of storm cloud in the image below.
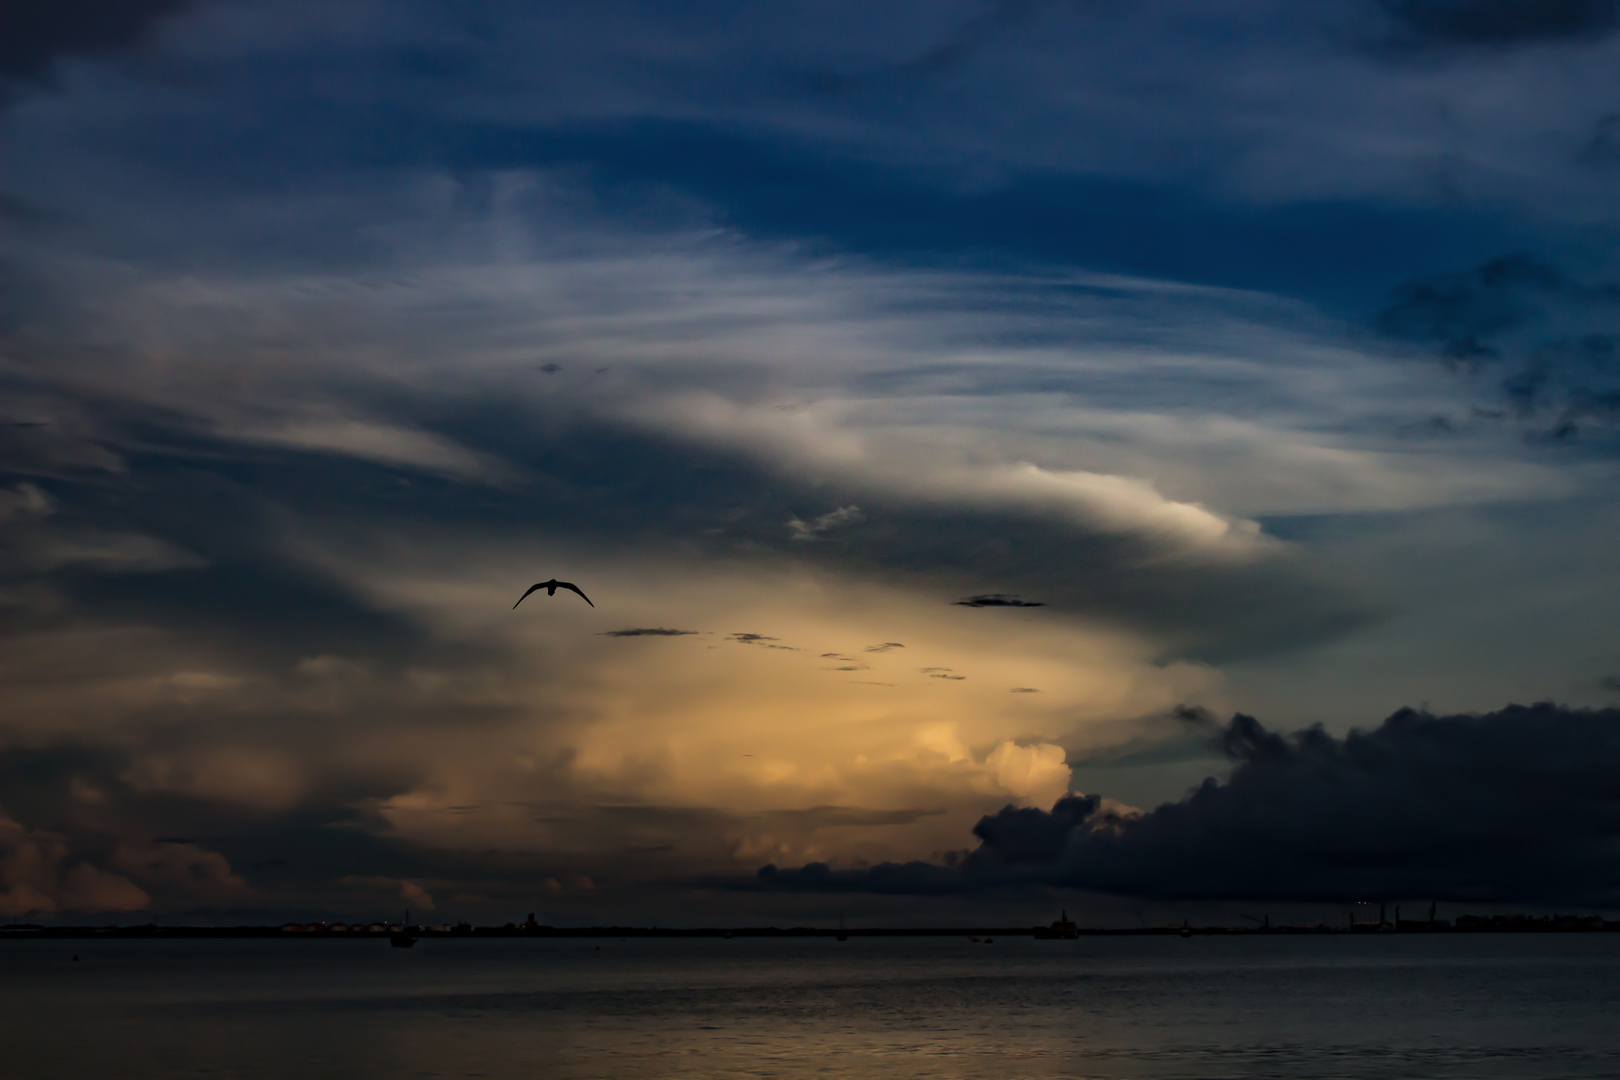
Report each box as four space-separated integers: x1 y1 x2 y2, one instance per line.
1379 0 1620 48
4 0 1620 925
0 0 191 82
753 705 1620 905
1376 255 1620 437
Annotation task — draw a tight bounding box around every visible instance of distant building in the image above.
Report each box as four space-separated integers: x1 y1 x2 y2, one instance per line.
1034 910 1079 939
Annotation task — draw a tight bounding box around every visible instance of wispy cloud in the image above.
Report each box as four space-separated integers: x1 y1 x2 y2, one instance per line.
787 504 864 541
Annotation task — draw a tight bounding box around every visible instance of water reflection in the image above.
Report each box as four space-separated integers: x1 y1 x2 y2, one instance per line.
5 935 1620 1078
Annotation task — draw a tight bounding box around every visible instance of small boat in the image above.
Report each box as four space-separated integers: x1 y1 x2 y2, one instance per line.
391 909 417 948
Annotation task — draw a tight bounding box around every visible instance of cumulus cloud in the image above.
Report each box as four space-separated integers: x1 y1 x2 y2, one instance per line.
110 841 250 907
342 875 436 912
0 813 150 916
746 704 1620 905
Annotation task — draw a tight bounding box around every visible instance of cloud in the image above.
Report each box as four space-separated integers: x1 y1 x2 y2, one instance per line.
892 0 1083 77
110 840 250 906
0 812 150 916
342 875 436 912
864 642 904 653
955 594 1046 608
4 0 1619 924
1581 114 1620 166
787 504 864 541
600 628 698 637
0 482 53 523
745 860 962 895
1378 0 1620 49
727 632 800 650
230 416 516 484
0 0 191 83
749 703 1620 905
1376 255 1620 436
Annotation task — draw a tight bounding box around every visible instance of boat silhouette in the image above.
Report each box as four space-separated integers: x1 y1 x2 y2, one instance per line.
390 908 417 948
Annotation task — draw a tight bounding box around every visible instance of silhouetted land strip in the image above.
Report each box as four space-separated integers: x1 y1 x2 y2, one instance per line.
5 916 1618 940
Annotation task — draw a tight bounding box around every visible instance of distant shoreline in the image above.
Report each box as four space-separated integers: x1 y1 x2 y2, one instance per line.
5 920 1619 940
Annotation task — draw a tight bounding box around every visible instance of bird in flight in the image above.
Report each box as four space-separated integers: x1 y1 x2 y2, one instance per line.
513 579 594 608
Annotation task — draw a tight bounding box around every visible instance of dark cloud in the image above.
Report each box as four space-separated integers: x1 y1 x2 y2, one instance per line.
1377 255 1620 438
1010 687 1040 693
1396 414 1456 438
1378 0 1620 48
896 0 1065 77
599 628 697 637
743 860 963 895
727 632 801 651
864 642 905 653
0 0 191 82
955 594 1046 608
794 0 1085 93
1579 114 1620 167
747 704 1620 905
0 192 66 224
989 705 1620 903
1170 703 1219 726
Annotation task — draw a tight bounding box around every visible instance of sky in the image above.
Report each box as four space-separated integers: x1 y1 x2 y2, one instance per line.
2 0 1620 927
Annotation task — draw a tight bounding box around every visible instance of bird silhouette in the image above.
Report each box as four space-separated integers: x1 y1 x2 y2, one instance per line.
513 579 594 608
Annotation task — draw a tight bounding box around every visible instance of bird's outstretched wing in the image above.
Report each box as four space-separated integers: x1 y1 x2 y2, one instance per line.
512 583 547 609
556 581 594 607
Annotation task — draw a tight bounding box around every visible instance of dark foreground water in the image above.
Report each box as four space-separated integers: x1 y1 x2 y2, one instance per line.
3 934 1619 1079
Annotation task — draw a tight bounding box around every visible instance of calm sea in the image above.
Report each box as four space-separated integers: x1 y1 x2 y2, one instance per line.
3 934 1618 1079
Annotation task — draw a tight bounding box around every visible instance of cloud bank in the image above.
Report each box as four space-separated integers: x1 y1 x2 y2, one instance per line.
751 704 1620 905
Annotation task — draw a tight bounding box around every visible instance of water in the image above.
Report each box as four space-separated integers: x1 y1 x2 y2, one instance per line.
3 934 1619 1079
